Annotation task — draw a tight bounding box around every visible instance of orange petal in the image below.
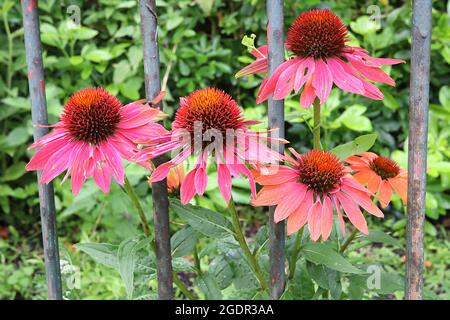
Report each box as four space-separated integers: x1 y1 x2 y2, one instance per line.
378 180 393 208
389 177 407 204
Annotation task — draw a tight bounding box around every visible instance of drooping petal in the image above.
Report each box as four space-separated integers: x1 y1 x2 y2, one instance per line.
218 164 232 204
307 198 323 242
341 184 384 218
180 169 197 204
327 57 364 94
312 59 333 104
378 180 393 208
389 176 407 203
336 192 368 234
252 182 300 206
274 184 307 223
151 161 173 182
194 166 208 195
273 60 301 100
70 144 90 196
321 196 334 241
332 195 346 236
300 76 316 108
26 137 69 170
287 190 313 235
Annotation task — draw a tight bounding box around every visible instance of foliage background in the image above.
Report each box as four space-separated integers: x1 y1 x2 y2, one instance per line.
0 0 448 299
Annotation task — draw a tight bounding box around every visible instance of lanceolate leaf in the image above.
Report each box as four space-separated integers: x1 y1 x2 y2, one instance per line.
330 133 378 160
170 199 234 239
301 242 365 274
75 243 119 269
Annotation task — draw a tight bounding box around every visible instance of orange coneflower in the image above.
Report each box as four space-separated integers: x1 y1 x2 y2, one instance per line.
346 152 407 207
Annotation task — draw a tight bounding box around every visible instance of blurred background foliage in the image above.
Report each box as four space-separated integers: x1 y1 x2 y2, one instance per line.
0 0 448 299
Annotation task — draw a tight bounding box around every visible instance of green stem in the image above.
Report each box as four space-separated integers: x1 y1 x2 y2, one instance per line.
123 176 151 237
122 175 196 300
313 99 322 150
228 198 268 291
340 228 359 253
193 245 202 276
288 228 304 280
172 273 196 300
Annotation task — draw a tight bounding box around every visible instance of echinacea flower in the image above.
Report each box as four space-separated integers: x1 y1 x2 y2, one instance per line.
252 149 384 241
136 87 285 204
238 9 405 108
346 152 407 207
26 87 167 195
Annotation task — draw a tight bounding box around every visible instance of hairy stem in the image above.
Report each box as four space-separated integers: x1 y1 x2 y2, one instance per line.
288 228 304 280
340 228 359 253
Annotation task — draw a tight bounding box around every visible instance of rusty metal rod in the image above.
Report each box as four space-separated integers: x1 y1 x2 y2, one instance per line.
21 0 62 300
406 0 432 300
266 0 286 299
139 0 173 300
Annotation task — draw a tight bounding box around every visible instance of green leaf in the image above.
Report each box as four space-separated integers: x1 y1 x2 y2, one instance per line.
5 127 29 147
196 0 215 15
117 236 150 299
167 16 183 31
170 198 234 239
85 49 112 63
360 230 401 247
289 261 315 299
171 226 197 258
1 162 26 182
197 273 222 299
76 243 119 269
330 133 378 160
209 256 233 289
74 27 98 40
301 243 365 274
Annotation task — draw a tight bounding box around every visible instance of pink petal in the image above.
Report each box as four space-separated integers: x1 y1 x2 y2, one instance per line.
254 166 298 185
273 60 301 100
40 142 77 183
312 59 333 104
321 196 334 241
332 195 346 236
294 58 313 92
194 166 207 195
274 184 307 223
235 59 268 78
180 169 197 204
361 81 384 100
151 161 173 182
300 77 316 109
218 164 232 203
327 58 364 94
256 58 300 104
307 198 322 242
70 144 90 196
349 60 396 86
336 192 368 234
342 184 384 218
286 190 313 235
101 141 125 185
26 137 68 170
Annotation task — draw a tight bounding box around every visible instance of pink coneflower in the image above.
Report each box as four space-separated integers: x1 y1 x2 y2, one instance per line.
136 87 285 204
238 9 404 108
346 152 407 207
252 149 384 241
26 87 167 195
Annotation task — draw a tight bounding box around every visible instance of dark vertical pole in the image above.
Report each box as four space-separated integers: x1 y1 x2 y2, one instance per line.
139 0 173 299
21 0 62 300
266 0 285 299
406 0 431 300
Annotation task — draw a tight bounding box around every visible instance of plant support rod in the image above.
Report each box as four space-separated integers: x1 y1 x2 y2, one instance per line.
21 0 62 300
406 0 432 300
139 0 174 299
266 0 286 300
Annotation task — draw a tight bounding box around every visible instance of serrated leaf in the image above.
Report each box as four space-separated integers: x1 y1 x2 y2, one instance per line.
301 243 364 274
197 273 222 299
